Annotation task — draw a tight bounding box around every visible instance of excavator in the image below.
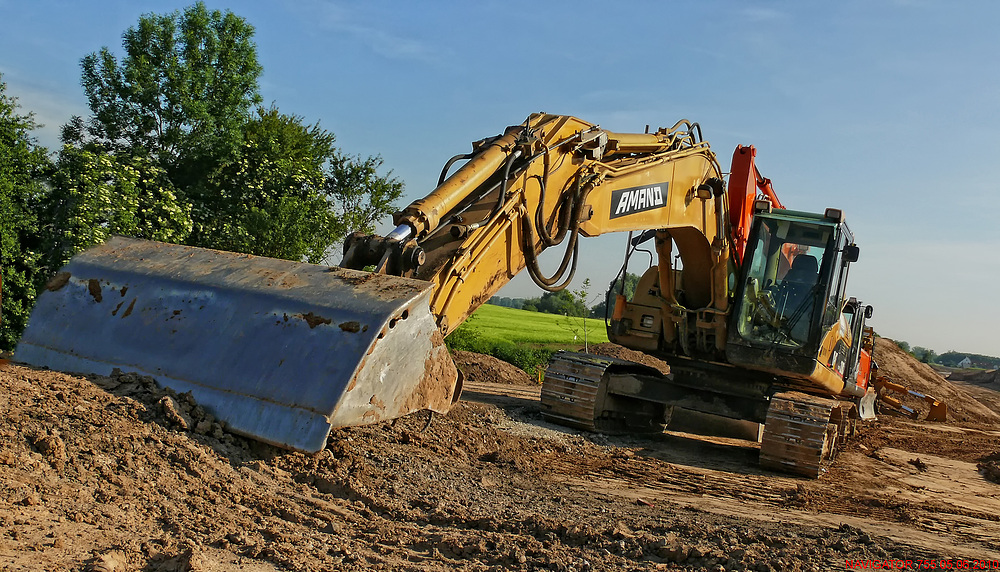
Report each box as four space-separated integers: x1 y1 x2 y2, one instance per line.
16 113 877 477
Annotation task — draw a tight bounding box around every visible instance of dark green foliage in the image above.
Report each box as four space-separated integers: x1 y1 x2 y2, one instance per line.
911 346 937 364
66 2 264 255
41 147 192 272
936 351 1000 369
78 2 261 168
325 152 404 251
591 272 641 319
487 296 526 309
0 77 51 350
0 4 404 350
521 289 589 317
195 107 399 263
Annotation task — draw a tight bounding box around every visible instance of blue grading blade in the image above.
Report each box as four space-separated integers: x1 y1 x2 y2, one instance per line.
16 237 459 453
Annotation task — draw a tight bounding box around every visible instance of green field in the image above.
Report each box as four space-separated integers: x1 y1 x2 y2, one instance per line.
445 304 609 375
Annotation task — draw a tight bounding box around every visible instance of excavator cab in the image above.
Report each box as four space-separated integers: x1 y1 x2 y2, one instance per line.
727 205 858 380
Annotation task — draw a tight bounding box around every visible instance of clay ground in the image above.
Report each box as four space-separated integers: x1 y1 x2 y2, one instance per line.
1 339 998 571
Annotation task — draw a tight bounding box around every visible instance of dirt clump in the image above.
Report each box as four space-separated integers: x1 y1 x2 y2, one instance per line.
588 342 671 375
452 349 535 385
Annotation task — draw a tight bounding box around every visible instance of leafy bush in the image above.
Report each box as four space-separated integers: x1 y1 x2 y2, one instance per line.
0 76 50 350
445 327 554 377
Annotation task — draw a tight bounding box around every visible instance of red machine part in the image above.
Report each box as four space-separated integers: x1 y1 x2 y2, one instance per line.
728 145 785 264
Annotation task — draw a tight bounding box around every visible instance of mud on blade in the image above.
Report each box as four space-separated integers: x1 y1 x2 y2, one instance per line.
16 237 460 453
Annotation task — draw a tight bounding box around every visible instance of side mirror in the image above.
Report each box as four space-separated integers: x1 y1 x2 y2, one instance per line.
844 244 860 263
864 305 874 319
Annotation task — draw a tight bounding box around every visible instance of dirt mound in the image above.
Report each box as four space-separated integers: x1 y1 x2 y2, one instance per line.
875 338 1000 424
5 339 1000 569
451 350 535 385
587 342 671 375
6 358 959 571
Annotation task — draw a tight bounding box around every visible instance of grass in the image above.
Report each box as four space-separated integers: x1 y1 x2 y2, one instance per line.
445 304 609 376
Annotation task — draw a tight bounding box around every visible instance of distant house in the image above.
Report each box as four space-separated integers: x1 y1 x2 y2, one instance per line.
957 357 973 368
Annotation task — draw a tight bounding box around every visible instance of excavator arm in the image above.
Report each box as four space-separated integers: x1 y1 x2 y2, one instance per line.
728 145 784 264
342 113 730 342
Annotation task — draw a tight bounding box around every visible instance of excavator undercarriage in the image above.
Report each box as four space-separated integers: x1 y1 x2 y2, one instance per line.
541 352 863 477
758 392 857 478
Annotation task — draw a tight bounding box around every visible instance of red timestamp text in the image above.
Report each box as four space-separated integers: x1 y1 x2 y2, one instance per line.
846 559 1000 570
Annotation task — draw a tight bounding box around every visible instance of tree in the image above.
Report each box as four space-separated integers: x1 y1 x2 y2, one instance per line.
197 107 335 262
522 289 588 317
937 351 1000 369
69 1 260 245
78 2 262 174
488 297 526 309
912 346 937 364
325 152 404 253
0 5 406 352
58 3 401 264
591 272 641 318
894 340 911 353
559 279 597 351
41 147 192 272
196 107 403 262
923 349 938 364
0 76 51 349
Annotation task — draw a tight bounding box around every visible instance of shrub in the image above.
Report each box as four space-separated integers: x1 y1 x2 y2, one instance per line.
445 328 554 377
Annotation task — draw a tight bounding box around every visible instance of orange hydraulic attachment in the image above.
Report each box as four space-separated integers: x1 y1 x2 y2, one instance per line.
873 376 948 422
728 145 785 264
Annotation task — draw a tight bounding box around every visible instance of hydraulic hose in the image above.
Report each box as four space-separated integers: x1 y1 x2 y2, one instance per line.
532 146 573 249
438 152 474 186
484 149 523 224
522 174 597 292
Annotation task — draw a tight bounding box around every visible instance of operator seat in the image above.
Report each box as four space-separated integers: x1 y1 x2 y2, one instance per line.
784 254 818 285
780 254 818 343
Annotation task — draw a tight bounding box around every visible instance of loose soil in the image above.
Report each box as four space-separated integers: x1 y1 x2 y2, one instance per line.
1 337 998 571
588 343 672 376
452 351 535 386
945 368 1000 415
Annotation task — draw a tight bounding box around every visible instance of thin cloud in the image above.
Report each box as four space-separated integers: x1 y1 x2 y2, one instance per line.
291 0 442 65
342 23 438 63
738 7 790 23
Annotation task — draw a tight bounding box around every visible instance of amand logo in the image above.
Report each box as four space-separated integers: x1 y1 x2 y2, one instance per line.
610 183 668 219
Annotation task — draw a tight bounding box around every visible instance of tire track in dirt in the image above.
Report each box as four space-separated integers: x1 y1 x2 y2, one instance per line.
463 376 1000 562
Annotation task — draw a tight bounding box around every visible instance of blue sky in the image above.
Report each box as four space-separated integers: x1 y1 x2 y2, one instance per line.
2 1 998 356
